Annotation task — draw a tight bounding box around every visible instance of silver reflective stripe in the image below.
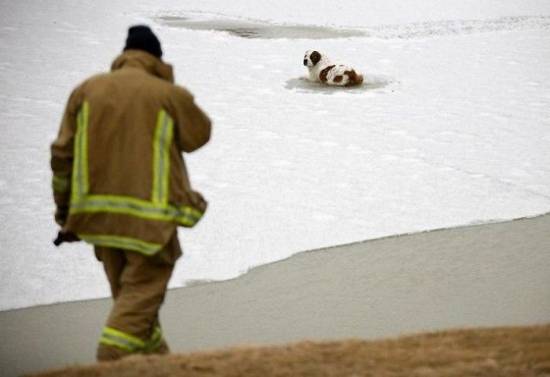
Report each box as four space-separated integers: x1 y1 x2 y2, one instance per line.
70 194 203 227
151 110 174 205
146 326 164 351
100 327 146 353
79 234 162 256
52 174 70 193
71 101 89 203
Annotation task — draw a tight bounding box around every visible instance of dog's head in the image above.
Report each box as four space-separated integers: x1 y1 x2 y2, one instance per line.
303 50 322 67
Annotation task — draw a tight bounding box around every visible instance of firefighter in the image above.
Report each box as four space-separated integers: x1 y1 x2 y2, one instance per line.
50 25 211 361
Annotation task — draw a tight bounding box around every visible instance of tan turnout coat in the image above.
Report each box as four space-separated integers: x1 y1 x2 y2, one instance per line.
51 50 211 255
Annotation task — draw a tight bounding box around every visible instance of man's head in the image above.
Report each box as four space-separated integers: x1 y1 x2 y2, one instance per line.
124 25 162 59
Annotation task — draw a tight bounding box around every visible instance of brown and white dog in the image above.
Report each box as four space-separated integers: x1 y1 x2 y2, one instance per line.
303 50 364 87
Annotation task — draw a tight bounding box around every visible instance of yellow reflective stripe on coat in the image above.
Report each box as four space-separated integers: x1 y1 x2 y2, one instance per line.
52 174 70 193
71 101 89 203
79 234 162 255
151 110 174 205
100 327 146 353
70 194 203 227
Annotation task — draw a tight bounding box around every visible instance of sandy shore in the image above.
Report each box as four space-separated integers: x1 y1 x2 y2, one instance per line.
2 213 550 376
29 325 550 377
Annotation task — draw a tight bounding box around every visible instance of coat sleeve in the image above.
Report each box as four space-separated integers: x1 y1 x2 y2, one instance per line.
50 88 81 226
168 86 212 153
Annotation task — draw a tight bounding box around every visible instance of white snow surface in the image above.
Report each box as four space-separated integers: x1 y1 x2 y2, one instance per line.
1 0 550 311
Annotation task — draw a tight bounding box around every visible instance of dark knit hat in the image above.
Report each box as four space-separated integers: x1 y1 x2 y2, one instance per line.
124 25 162 58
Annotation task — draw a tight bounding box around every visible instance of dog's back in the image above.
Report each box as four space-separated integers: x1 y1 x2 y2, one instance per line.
321 64 363 87
344 69 363 86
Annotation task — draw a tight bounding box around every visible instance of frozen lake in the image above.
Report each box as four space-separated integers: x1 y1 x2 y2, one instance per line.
1 0 549 311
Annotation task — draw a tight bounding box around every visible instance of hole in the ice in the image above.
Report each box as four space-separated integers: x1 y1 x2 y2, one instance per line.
285 76 393 94
224 27 262 39
156 16 367 39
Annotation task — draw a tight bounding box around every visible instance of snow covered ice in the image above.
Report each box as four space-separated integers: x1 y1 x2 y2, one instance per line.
1 0 550 311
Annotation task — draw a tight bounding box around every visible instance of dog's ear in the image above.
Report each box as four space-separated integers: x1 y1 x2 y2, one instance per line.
310 51 322 66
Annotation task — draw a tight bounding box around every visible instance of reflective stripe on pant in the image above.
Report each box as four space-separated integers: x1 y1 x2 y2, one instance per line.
95 232 181 361
100 325 166 352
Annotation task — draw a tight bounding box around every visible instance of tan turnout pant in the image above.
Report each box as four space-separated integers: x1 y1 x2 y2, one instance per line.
94 233 181 361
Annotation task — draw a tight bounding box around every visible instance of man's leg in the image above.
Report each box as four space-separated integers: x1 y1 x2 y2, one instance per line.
95 247 126 299
96 233 181 361
94 246 128 360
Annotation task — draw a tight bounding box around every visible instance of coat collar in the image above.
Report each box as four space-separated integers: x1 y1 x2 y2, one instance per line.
111 50 174 83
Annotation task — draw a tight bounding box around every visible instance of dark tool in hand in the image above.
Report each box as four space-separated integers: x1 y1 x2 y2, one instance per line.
53 231 80 246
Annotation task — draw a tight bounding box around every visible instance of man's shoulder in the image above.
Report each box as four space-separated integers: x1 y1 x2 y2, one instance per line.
169 84 195 103
76 69 166 92
63 73 108 109
71 70 194 105
72 71 113 92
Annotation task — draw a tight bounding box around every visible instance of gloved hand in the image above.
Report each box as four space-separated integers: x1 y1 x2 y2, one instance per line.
189 190 208 213
54 205 69 226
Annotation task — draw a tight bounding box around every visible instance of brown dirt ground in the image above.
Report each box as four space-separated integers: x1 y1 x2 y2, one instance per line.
29 324 550 377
